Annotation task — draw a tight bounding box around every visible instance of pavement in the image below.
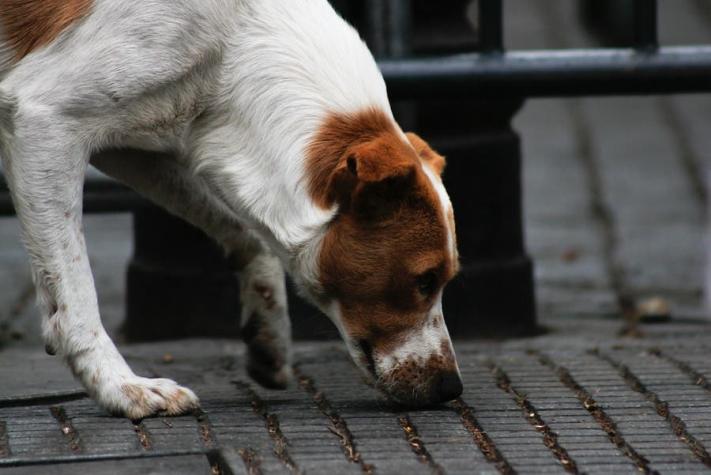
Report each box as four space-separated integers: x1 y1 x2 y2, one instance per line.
2 0 711 474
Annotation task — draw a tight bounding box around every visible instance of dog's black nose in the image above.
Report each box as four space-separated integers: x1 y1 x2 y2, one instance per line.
430 371 463 403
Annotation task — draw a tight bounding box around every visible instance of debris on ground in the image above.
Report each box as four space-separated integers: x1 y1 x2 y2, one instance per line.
637 297 672 323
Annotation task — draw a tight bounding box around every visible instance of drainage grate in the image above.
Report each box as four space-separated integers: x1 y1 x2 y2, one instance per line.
2 342 711 473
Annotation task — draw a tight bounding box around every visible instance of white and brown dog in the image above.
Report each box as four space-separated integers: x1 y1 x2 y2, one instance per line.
0 0 462 418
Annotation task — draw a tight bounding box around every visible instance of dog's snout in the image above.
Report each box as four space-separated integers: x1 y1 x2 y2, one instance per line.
430 371 463 403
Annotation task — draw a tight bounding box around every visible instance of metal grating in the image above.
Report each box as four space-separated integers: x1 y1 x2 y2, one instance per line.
4 339 711 474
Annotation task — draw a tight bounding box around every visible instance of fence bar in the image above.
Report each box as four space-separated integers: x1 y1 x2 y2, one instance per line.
380 46 711 99
365 0 388 57
478 0 504 53
387 0 412 58
634 0 658 51
2 46 711 215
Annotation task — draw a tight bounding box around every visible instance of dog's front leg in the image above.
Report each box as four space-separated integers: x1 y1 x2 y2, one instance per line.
3 114 198 419
92 151 293 389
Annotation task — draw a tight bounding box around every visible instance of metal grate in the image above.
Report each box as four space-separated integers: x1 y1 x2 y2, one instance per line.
4 340 711 473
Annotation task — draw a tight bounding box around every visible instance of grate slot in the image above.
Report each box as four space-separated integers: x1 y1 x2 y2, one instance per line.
49 406 81 454
397 414 445 475
295 369 374 473
0 421 9 459
532 350 657 474
452 398 515 475
232 381 300 474
591 349 711 468
484 361 579 474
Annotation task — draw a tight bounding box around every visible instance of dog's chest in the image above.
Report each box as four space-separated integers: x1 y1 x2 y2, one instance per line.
109 59 222 153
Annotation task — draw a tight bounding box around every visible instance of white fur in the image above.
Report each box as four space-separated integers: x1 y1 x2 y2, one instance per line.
421 163 457 263
0 0 455 415
378 292 459 376
189 0 392 276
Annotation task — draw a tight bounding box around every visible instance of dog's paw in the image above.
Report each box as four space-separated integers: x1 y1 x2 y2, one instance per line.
248 361 293 390
101 377 200 420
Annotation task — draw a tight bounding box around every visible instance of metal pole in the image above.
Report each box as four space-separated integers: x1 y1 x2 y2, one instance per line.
634 0 658 51
365 0 388 57
478 0 504 53
387 0 412 58
379 47 711 99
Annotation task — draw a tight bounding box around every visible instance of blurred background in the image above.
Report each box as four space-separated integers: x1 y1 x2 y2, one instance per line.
0 0 710 348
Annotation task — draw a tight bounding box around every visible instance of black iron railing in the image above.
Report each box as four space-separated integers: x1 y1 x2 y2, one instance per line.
381 46 711 98
380 0 711 98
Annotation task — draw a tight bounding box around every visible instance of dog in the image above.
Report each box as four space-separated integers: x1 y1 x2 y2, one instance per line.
0 0 462 419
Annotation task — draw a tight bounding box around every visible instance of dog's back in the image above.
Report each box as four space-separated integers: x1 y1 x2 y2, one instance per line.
0 0 237 154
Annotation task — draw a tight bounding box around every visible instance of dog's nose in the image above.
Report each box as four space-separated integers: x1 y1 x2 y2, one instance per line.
430 371 463 403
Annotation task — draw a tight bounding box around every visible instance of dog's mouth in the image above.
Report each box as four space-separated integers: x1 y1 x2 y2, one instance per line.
350 339 463 407
352 341 437 406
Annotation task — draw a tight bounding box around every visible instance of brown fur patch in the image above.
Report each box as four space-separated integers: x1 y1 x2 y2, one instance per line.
307 108 455 353
1 0 93 60
406 132 446 176
307 108 403 209
121 383 150 410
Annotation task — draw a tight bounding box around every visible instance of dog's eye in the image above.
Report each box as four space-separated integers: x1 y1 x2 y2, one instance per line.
416 271 438 298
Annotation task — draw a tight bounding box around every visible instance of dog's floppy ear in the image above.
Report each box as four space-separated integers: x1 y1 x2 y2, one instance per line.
329 134 416 218
406 132 446 176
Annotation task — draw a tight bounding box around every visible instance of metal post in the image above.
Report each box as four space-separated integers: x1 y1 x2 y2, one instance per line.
124 205 241 341
411 98 537 337
478 0 504 53
581 0 658 50
365 0 388 57
634 0 658 51
408 0 537 337
387 0 412 58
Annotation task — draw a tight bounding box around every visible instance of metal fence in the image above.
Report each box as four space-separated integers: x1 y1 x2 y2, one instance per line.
380 0 711 99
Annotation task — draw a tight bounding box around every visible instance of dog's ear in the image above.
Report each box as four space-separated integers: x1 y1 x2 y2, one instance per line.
329 135 416 218
406 132 446 176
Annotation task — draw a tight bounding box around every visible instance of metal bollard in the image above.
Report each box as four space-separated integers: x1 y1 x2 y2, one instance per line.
417 99 537 337
363 0 539 336
124 205 241 341
124 1 538 340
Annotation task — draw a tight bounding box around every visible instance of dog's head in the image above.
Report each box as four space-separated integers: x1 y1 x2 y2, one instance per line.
306 108 462 407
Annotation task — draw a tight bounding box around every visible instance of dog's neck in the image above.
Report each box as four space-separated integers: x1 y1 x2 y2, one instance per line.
190 0 394 289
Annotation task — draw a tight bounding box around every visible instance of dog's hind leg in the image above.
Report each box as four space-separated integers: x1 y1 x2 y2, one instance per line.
2 108 198 419
92 151 293 388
